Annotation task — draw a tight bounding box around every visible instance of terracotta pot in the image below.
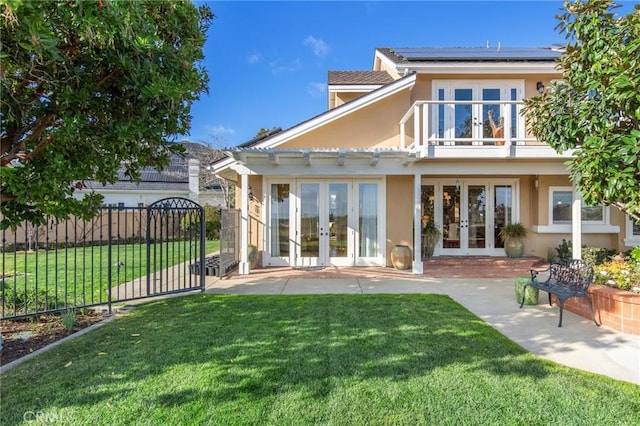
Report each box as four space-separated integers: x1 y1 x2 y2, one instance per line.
391 245 412 270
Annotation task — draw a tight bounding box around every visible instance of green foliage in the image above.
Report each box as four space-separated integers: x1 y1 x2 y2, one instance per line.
203 205 221 240
498 222 527 239
179 205 219 240
594 259 640 291
554 239 572 262
60 308 77 332
581 246 617 266
523 0 640 220
1 286 58 313
553 239 617 266
0 0 214 229
1 294 639 424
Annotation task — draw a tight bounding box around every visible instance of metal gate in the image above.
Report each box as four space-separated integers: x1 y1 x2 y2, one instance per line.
144 198 205 297
1 198 206 321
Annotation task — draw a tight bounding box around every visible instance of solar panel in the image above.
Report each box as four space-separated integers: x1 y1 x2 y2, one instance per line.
391 47 561 61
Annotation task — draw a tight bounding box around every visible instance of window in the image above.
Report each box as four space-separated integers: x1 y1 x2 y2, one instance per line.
625 216 640 246
549 187 605 225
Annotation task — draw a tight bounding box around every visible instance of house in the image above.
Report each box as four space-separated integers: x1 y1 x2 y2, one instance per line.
78 141 228 207
211 46 639 275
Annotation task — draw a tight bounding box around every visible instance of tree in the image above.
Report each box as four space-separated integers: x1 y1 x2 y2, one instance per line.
0 0 213 229
523 0 640 221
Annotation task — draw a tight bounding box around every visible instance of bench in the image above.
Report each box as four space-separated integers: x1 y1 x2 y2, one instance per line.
519 259 600 327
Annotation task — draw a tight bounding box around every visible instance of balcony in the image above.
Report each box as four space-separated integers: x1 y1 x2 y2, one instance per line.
400 100 569 159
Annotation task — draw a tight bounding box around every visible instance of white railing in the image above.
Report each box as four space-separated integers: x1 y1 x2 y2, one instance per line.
399 100 542 149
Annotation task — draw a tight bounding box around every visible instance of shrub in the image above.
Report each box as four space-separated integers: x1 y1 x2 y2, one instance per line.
1 286 58 313
594 258 640 292
552 240 616 267
60 309 77 332
582 247 617 267
555 239 572 262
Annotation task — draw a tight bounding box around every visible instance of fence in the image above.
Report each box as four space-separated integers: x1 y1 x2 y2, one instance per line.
1 198 205 321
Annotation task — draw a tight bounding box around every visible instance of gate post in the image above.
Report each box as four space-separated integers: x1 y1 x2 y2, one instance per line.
199 203 205 291
107 207 113 315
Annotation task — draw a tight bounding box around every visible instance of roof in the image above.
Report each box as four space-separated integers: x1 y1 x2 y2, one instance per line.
84 153 189 191
82 141 222 192
377 46 563 63
328 71 394 85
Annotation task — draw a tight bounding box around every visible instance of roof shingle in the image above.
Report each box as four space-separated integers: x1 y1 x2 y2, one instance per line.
328 71 394 85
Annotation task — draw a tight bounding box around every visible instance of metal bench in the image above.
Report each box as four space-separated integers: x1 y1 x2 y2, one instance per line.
519 259 600 327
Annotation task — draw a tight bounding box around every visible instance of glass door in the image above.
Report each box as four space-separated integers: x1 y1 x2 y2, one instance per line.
441 182 489 254
466 185 487 250
295 181 357 267
434 81 524 145
298 182 323 266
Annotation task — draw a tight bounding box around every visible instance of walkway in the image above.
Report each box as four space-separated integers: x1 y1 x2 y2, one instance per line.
206 262 640 386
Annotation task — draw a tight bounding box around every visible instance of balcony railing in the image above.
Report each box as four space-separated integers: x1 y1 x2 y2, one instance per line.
400 100 545 150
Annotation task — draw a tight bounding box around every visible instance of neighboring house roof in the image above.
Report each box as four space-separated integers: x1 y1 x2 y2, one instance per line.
83 141 222 192
377 46 563 63
328 71 394 85
84 153 189 192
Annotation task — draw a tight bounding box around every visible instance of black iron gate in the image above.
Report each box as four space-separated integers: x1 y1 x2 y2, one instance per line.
144 198 205 297
1 198 206 321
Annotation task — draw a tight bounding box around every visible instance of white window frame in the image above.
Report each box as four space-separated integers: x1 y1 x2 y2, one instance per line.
534 186 619 234
624 215 640 247
549 186 607 225
431 79 526 144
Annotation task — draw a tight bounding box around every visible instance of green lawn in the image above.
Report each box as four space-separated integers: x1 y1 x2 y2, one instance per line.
1 240 219 313
1 294 638 425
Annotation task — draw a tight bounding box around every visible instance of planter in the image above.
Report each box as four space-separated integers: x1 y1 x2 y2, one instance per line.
555 285 640 335
504 237 524 258
515 276 538 305
423 235 438 258
391 245 412 270
247 245 259 269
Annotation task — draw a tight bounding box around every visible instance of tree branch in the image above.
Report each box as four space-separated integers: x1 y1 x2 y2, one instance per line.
0 114 56 166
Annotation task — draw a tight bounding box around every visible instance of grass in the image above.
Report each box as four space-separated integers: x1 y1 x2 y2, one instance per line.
1 240 218 312
1 294 639 425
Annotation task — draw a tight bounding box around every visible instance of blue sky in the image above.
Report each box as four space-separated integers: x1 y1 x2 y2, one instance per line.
186 0 634 147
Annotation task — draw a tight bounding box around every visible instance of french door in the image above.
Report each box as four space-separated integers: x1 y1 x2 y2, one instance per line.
297 181 352 267
441 182 488 254
426 180 516 255
433 80 524 144
266 179 384 267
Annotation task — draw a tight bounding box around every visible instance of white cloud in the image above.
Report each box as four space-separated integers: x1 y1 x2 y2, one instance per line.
206 125 236 135
307 82 326 99
304 36 329 57
247 52 262 65
270 59 302 75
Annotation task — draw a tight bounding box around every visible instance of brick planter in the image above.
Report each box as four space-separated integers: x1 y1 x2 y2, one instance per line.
552 285 640 335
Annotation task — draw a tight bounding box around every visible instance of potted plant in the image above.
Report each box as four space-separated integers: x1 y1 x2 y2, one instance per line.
499 222 527 258
423 222 441 258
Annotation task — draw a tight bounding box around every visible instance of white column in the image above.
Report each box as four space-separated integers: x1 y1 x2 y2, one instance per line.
188 159 200 202
239 172 250 274
413 174 424 274
572 188 582 260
